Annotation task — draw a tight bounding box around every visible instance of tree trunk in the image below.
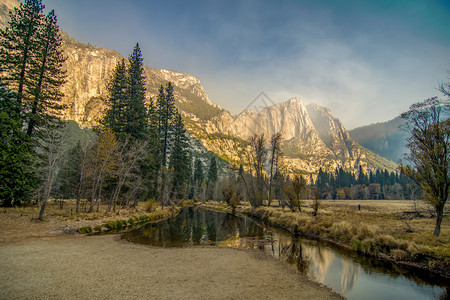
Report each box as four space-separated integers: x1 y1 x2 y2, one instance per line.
76 197 80 214
433 205 444 236
38 198 47 220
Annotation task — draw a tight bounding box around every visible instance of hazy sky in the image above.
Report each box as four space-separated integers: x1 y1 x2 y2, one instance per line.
43 0 450 129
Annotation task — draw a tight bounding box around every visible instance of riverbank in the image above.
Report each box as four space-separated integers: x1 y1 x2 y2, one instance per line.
0 203 342 299
201 200 450 279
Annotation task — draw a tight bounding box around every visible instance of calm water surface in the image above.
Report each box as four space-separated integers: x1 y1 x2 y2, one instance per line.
123 207 448 300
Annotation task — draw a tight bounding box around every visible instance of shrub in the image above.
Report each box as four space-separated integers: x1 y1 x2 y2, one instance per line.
391 249 409 261
221 183 243 214
115 220 123 229
375 234 398 251
360 238 378 255
355 225 374 240
128 218 135 226
329 221 353 243
94 225 102 232
351 238 362 252
78 226 92 234
138 215 148 222
104 221 117 230
145 199 157 212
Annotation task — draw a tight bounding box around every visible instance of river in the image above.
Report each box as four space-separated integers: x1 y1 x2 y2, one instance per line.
122 206 448 299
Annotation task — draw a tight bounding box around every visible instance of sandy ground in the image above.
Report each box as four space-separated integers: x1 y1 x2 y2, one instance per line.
0 213 341 300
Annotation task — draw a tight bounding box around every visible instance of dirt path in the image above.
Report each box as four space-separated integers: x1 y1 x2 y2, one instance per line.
0 214 341 299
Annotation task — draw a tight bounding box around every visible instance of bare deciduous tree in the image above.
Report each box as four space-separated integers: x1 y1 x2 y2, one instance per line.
268 132 282 206
37 118 63 220
401 96 449 236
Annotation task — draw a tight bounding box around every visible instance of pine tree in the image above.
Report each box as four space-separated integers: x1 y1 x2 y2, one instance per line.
0 83 35 206
207 156 218 184
157 82 176 167
193 158 204 184
103 59 127 137
124 43 147 140
206 156 218 200
0 0 45 114
357 165 368 185
139 97 160 199
169 112 190 199
0 1 66 137
26 10 66 136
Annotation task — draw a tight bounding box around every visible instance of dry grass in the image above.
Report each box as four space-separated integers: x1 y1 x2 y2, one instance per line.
0 199 181 242
204 199 449 273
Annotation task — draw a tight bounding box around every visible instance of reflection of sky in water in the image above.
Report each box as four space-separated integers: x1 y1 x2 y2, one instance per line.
294 241 442 299
124 207 447 299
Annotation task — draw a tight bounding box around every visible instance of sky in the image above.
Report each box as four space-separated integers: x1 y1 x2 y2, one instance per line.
43 0 450 129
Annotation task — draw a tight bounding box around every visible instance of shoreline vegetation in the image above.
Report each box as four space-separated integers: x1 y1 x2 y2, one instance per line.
200 200 449 279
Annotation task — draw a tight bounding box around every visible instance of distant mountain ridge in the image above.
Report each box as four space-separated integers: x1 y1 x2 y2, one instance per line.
0 0 397 175
349 117 407 163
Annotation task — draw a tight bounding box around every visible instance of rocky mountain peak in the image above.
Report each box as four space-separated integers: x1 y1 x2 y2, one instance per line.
231 96 317 142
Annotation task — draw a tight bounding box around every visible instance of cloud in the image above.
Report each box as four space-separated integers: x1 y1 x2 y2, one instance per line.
44 0 450 129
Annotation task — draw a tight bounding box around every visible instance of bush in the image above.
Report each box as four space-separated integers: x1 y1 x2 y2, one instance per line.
375 234 398 251
221 183 242 214
115 220 123 229
356 225 374 240
145 199 157 212
391 249 409 261
138 215 148 222
329 221 353 243
78 226 92 234
128 218 135 226
360 238 378 255
94 225 102 232
351 238 362 252
104 221 117 230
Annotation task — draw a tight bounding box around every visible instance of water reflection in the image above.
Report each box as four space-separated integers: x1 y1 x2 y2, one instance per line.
123 207 447 299
124 206 266 247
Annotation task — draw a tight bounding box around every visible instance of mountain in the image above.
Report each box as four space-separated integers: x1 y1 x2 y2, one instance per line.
0 0 397 175
349 117 407 163
61 33 224 127
214 98 396 173
0 0 15 28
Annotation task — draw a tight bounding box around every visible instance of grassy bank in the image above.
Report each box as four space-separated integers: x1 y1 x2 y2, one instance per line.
0 199 194 242
202 200 449 278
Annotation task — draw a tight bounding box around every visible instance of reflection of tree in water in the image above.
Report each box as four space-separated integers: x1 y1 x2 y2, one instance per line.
125 207 266 246
278 238 309 273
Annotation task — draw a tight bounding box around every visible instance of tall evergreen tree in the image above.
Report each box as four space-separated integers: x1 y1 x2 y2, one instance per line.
207 156 218 184
357 165 368 185
0 0 45 114
157 82 176 167
103 59 127 137
124 43 147 140
139 97 160 199
0 84 35 206
193 158 204 184
206 156 218 200
169 112 190 199
26 9 66 136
